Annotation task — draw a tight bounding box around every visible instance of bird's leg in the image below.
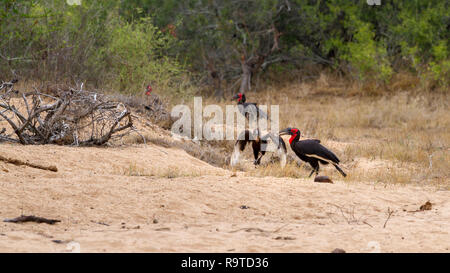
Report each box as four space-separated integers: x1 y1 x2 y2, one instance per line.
254 154 263 165
309 162 319 177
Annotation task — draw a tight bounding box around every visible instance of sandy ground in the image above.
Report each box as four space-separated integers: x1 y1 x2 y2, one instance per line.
0 142 449 253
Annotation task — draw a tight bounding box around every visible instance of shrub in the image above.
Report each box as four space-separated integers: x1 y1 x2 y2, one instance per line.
96 17 188 95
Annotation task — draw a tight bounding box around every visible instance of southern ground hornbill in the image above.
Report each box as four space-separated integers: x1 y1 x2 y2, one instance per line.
279 128 347 177
231 93 268 120
230 129 287 168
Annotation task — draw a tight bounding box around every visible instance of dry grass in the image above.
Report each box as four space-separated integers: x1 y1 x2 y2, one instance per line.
124 132 230 168
202 73 449 185
247 161 305 179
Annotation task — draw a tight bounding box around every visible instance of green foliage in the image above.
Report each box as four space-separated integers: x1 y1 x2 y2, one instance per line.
0 0 191 97
343 22 392 82
96 17 185 94
428 41 450 86
1 0 449 93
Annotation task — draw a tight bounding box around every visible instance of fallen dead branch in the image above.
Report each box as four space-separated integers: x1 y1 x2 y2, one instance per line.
0 79 134 145
3 215 61 225
0 154 58 172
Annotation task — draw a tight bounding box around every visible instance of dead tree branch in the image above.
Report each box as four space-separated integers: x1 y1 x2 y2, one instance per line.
0 154 58 172
0 79 134 146
4 215 60 225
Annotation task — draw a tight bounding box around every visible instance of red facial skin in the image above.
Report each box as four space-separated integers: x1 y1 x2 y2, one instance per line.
289 129 299 144
237 93 242 102
145 85 152 96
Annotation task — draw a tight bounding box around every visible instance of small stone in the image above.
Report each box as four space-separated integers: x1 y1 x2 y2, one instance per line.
419 201 432 211
332 248 346 253
314 176 333 183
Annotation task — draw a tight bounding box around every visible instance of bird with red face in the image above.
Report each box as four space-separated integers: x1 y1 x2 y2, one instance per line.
279 127 347 178
145 84 152 96
144 84 163 112
231 92 268 120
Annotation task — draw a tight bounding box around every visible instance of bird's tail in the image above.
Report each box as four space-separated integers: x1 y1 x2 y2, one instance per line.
333 163 347 177
261 133 287 168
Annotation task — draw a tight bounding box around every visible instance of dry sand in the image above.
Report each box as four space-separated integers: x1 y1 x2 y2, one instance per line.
0 142 449 253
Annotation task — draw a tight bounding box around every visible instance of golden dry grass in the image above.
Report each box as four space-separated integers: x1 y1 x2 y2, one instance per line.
201 73 449 185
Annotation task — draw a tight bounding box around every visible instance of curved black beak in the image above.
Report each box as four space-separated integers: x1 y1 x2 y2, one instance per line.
279 128 291 136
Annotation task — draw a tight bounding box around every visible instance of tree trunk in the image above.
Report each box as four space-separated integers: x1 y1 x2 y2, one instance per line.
213 75 223 100
210 70 224 100
239 55 265 93
239 62 252 93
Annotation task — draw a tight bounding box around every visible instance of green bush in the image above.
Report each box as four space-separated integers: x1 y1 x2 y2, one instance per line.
97 17 186 95
428 41 450 87
343 22 392 82
0 0 194 98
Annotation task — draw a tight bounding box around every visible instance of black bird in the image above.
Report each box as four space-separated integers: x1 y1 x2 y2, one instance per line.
231 93 268 120
230 129 287 167
279 127 347 177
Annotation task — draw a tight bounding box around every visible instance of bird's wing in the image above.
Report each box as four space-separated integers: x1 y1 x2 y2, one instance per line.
294 140 340 164
255 104 269 120
244 103 269 120
261 132 287 152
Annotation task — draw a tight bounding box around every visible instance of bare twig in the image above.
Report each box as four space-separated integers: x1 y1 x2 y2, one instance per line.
362 221 373 228
383 207 394 228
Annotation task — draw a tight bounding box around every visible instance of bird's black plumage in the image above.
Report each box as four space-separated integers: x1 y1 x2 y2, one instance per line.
231 129 287 167
279 128 347 177
231 93 268 120
293 139 340 165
